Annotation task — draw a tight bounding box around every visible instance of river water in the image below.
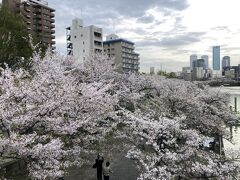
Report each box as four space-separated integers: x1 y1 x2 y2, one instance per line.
216 86 240 150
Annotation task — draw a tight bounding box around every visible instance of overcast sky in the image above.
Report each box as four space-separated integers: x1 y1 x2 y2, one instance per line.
2 0 240 72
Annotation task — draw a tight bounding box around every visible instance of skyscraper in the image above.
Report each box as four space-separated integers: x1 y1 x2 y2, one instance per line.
190 54 198 70
3 0 55 48
193 59 205 68
222 56 230 68
213 46 221 70
201 55 209 69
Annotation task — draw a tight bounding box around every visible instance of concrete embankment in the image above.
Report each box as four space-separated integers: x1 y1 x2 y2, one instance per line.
0 158 28 180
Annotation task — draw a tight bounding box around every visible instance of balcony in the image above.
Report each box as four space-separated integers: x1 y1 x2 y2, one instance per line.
24 7 31 12
67 43 73 49
94 40 102 47
35 9 42 13
67 50 73 56
94 32 102 39
67 35 71 41
34 14 42 19
122 43 134 50
36 26 42 32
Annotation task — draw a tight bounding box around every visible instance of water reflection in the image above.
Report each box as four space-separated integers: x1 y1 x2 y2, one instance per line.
217 86 240 112
218 86 240 150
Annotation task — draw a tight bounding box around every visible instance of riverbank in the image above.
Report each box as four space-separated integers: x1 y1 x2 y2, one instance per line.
208 81 240 87
0 158 28 180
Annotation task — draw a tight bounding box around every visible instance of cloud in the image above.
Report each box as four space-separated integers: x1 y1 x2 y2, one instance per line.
136 32 206 48
140 58 188 72
46 0 240 71
211 26 230 31
50 0 189 18
160 32 206 47
137 15 156 24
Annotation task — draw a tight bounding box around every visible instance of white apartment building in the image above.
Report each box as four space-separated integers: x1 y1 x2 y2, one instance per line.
66 18 103 63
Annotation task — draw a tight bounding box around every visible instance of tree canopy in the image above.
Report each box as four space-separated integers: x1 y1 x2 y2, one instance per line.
0 7 33 69
0 52 239 179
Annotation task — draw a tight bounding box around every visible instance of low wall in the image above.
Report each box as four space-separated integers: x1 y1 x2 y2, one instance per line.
0 158 28 180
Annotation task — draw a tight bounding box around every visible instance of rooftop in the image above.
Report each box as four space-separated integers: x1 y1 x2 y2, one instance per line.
103 38 134 45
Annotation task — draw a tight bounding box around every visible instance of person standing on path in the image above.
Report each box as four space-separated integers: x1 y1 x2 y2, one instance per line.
103 162 112 180
93 154 104 180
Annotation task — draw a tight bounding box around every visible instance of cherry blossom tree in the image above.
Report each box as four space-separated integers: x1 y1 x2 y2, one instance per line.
113 75 240 179
0 52 117 179
0 51 239 180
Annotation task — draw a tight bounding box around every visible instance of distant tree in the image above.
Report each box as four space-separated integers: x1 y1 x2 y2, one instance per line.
0 7 33 69
157 71 177 78
157 70 167 76
167 72 177 78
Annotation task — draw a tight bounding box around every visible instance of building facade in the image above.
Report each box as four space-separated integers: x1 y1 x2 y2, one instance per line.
213 46 221 70
192 67 205 80
223 65 240 80
193 59 205 68
150 67 155 75
190 54 198 70
182 67 191 81
3 0 55 48
191 59 205 80
201 55 209 69
103 34 140 73
222 56 230 69
66 18 103 63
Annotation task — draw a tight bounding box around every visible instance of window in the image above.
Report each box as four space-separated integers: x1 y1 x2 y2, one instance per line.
74 36 77 38
83 49 85 53
83 41 84 45
81 34 83 37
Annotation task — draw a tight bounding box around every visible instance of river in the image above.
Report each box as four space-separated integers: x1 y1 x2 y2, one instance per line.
216 86 240 150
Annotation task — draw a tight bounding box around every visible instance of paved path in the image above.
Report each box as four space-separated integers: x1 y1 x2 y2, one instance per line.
2 156 139 180
65 156 139 180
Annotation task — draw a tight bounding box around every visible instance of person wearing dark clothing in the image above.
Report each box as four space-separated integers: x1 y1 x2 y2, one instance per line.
103 162 112 180
93 154 104 180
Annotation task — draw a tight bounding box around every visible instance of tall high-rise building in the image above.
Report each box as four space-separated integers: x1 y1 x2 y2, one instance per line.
193 59 205 68
66 18 103 63
103 34 140 73
213 46 221 70
3 0 55 48
201 55 209 69
190 54 198 70
150 67 155 75
222 56 230 68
